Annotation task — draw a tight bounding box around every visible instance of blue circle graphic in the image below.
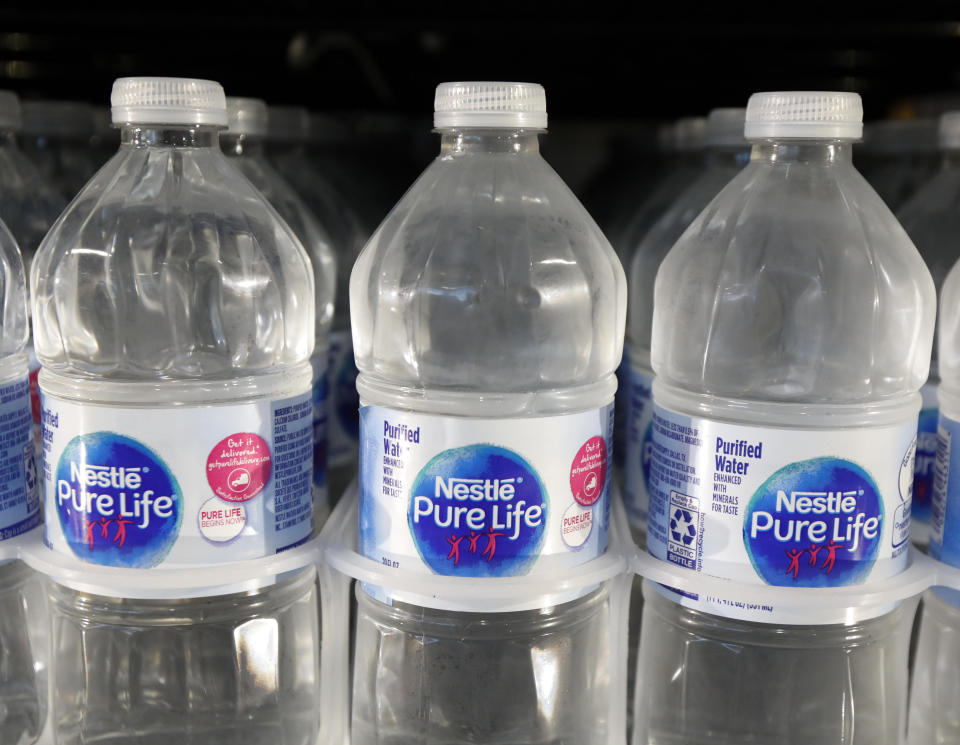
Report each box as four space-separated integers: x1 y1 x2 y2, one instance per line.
743 457 883 587
55 432 183 568
408 444 547 577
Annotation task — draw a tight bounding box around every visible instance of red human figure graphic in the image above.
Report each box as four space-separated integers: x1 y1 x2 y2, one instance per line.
822 540 842 575
84 520 100 549
807 544 823 567
446 535 465 566
112 518 134 548
467 531 481 554
98 519 112 539
482 531 505 562
785 548 805 580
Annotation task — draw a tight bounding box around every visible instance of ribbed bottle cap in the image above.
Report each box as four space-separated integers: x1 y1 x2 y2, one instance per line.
0 91 22 132
111 77 227 127
434 82 547 129
938 112 960 150
706 108 747 147
226 97 268 137
673 116 707 152
267 105 309 143
862 119 937 154
22 101 94 137
745 92 863 140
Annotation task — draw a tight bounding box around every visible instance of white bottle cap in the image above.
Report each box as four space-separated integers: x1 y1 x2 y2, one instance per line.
225 97 268 137
267 105 309 143
0 91 22 132
938 112 960 150
673 116 707 152
434 82 547 129
111 77 227 127
22 101 94 137
745 92 863 140
706 108 747 148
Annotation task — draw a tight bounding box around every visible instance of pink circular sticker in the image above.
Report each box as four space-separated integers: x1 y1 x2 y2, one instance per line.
570 436 607 507
207 433 272 503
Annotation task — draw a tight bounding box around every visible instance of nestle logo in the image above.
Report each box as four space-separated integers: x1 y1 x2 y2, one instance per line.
434 476 517 501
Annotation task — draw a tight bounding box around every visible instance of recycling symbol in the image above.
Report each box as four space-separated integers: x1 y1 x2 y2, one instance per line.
670 508 696 545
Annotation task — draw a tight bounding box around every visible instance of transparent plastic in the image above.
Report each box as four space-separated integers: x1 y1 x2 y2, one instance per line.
635 584 914 745
349 119 625 743
30 95 317 741
640 135 934 743
858 119 939 211
19 101 98 201
0 131 65 269
908 589 960 745
47 567 321 745
269 107 367 498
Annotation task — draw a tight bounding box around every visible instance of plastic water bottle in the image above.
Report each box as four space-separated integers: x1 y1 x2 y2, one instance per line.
350 81 625 744
910 117 960 741
269 105 367 501
20 101 99 201
858 118 939 211
636 92 934 745
0 217 45 745
621 106 748 730
32 77 321 744
222 96 336 526
611 117 707 488
895 112 960 548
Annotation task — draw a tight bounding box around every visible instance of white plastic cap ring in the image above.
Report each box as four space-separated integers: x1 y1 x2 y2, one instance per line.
434 82 547 129
745 91 863 140
706 108 747 148
226 97 268 137
111 77 227 127
939 112 960 150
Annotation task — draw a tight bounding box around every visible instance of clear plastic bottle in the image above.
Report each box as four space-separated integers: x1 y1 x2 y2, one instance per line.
269 105 367 502
911 148 960 743
858 118 939 211
222 96 336 527
622 107 748 732
895 112 960 547
20 100 99 201
610 117 707 487
32 77 321 744
636 92 934 745
350 81 625 745
0 216 45 745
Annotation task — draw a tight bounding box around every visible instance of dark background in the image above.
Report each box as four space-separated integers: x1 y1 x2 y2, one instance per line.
4 4 960 198
3 6 960 119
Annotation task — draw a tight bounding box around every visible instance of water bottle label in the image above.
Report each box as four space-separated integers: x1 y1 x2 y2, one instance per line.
40 390 314 569
613 349 630 470
623 362 654 530
311 352 329 491
0 375 40 540
648 403 916 622
328 329 359 467
913 382 938 533
929 411 960 565
359 404 613 587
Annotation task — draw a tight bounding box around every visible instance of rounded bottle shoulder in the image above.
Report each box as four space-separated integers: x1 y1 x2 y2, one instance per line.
350 152 626 395
31 146 316 380
651 160 935 403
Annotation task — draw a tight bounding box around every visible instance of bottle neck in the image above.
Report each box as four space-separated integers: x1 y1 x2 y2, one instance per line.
221 133 266 158
119 124 221 148
750 140 855 165
438 129 542 156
